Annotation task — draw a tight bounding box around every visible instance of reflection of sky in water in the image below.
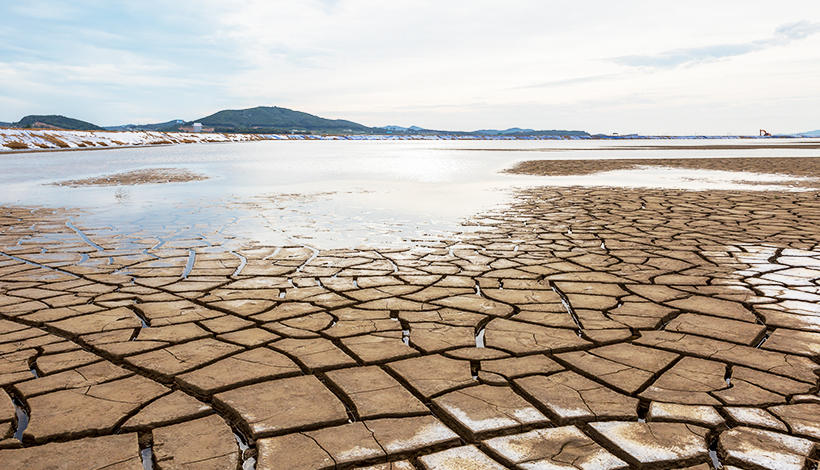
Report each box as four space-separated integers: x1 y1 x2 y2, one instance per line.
0 139 816 249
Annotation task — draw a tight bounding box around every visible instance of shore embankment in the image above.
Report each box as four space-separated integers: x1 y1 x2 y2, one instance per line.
2 127 815 153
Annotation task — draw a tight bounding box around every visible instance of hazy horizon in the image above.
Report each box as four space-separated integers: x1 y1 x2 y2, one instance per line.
2 1 819 135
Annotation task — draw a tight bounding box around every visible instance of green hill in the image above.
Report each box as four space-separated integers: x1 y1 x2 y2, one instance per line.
16 115 104 131
104 120 185 132
190 106 372 134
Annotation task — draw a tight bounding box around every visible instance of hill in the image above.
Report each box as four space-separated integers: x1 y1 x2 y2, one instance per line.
15 115 104 131
0 121 11 128
474 128 535 135
799 130 820 137
104 120 185 132
188 106 372 134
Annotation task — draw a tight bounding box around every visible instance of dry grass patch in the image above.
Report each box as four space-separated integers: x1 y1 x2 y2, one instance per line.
3 141 28 150
40 134 70 148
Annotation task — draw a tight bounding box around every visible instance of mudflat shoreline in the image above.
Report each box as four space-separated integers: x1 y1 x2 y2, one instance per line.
2 158 820 468
506 155 820 178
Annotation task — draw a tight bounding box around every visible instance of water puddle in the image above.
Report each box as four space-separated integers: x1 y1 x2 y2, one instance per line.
182 249 195 278
709 437 724 469
140 447 155 470
295 246 319 273
12 395 30 441
262 247 282 260
231 251 248 276
475 325 486 348
232 429 257 470
66 220 104 251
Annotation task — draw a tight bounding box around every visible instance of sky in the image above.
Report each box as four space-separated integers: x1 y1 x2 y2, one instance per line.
1 0 819 135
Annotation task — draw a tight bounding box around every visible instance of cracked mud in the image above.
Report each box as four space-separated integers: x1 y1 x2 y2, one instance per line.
2 159 820 469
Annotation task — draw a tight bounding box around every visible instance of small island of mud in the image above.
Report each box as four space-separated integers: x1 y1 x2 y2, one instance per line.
50 168 209 187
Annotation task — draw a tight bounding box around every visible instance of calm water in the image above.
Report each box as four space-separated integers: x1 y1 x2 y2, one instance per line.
1 139 817 249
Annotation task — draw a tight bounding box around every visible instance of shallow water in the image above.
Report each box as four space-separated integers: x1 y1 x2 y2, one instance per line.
1 139 817 249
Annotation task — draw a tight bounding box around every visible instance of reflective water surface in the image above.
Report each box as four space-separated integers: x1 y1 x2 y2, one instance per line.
1 139 817 249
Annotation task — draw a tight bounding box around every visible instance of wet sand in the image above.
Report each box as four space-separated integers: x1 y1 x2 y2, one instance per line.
50 168 209 187
2 158 820 469
506 155 820 178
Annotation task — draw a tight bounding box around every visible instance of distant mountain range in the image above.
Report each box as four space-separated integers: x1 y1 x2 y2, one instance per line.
3 108 819 138
376 125 588 136
7 106 584 136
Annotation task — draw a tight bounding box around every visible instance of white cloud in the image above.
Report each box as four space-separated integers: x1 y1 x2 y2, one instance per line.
1 0 820 134
613 20 820 69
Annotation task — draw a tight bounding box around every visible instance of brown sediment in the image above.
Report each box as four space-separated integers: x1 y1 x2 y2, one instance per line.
504 155 820 178
49 168 209 187
2 177 820 468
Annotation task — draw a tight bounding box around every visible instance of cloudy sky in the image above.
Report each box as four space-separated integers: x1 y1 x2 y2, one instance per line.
2 0 819 135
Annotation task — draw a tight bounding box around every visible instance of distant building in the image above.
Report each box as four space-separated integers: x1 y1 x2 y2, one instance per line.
180 123 214 133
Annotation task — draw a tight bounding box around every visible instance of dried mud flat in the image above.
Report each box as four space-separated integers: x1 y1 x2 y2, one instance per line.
2 170 820 469
49 168 209 187
506 155 820 179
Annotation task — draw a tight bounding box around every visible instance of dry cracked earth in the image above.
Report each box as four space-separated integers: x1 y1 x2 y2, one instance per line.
2 179 820 469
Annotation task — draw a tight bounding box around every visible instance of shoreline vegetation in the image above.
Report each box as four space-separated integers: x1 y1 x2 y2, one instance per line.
2 128 818 153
